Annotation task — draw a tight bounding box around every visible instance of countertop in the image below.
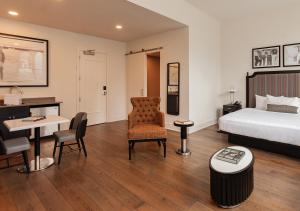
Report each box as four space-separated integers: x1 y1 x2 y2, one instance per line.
0 97 62 108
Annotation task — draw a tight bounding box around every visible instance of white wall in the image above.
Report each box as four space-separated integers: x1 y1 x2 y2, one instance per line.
220 7 300 107
128 0 221 133
0 18 127 123
127 27 189 130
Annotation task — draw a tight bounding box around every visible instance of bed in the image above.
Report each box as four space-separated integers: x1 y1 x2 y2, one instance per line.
219 70 300 158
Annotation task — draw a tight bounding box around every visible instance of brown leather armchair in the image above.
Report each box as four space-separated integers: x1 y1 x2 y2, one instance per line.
128 97 167 160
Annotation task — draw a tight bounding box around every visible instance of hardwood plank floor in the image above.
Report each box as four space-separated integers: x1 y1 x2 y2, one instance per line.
0 120 300 211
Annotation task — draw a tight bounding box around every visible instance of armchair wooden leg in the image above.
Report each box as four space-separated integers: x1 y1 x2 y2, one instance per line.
157 140 161 147
162 139 167 158
53 139 58 158
128 140 132 160
131 142 135 149
6 158 9 168
22 151 30 173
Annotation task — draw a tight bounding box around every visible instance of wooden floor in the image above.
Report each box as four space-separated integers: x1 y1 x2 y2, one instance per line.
0 121 300 211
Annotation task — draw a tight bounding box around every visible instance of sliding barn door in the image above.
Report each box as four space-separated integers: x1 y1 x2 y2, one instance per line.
126 53 146 112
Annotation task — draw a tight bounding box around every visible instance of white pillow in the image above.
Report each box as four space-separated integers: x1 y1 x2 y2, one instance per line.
255 95 267 110
266 95 299 107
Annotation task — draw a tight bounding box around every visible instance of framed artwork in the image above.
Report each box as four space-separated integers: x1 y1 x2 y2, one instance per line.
168 63 179 85
283 43 300 67
0 33 48 87
252 46 280 69
167 62 180 115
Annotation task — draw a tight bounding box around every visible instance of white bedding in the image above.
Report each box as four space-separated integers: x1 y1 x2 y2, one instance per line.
219 108 300 146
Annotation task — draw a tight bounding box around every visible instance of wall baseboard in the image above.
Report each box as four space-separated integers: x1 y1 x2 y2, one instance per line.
165 119 217 134
106 115 127 123
109 119 217 135
189 119 217 134
166 123 180 132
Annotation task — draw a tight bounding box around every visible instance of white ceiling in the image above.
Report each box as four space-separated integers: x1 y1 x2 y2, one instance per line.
186 0 300 21
0 0 185 42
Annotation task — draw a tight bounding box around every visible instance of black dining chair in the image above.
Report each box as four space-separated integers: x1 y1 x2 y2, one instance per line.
0 137 30 173
53 112 88 164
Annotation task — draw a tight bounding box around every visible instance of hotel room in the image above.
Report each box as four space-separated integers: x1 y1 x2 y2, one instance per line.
0 0 299 210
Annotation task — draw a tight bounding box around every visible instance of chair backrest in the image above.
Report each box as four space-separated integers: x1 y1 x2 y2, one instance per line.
70 112 87 129
69 112 88 139
76 119 87 140
130 97 161 126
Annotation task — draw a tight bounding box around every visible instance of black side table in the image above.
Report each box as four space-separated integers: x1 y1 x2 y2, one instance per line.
223 103 242 115
209 146 254 208
174 120 194 156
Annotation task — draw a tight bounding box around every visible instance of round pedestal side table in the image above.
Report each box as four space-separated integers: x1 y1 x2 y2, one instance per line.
209 146 254 208
173 120 194 156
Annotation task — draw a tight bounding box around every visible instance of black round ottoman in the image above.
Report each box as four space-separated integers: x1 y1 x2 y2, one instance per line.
209 146 254 208
174 120 194 155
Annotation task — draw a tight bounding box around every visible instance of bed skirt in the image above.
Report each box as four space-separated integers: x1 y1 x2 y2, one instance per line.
228 133 300 159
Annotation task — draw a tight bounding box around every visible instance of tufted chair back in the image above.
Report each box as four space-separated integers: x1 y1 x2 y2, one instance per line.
128 97 165 129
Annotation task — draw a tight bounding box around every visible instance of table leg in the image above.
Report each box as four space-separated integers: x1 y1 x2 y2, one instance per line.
18 127 55 173
34 127 40 170
176 126 191 156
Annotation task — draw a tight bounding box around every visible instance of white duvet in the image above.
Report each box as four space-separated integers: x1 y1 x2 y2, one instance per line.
219 108 300 146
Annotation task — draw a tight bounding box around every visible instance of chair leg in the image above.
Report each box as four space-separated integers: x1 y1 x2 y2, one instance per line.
131 142 135 149
6 158 10 168
22 151 30 173
76 139 81 151
80 138 87 157
58 143 64 165
157 140 161 147
128 140 132 160
53 139 58 158
162 139 166 158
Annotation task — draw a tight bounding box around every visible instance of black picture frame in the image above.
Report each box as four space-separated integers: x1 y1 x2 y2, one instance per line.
252 45 280 69
167 62 180 115
283 43 300 67
0 32 48 87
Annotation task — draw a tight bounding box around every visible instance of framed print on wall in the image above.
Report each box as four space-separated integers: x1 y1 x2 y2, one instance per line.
167 62 180 115
0 33 48 87
283 43 300 67
252 46 280 69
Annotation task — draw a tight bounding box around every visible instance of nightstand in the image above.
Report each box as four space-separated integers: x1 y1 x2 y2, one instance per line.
223 103 242 115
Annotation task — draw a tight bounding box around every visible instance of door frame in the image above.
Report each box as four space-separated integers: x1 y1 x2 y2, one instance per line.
76 48 108 124
146 51 161 98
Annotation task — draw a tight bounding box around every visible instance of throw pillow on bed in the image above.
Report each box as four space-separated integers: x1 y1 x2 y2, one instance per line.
267 104 299 114
255 95 267 110
266 95 300 113
266 95 299 107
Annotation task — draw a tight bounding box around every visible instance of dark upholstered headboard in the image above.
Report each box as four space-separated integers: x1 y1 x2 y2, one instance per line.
246 70 300 108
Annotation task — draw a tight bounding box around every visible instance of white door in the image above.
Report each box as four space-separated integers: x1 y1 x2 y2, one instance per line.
126 53 146 112
79 51 107 125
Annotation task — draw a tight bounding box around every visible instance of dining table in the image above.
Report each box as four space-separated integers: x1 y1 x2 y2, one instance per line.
4 115 69 172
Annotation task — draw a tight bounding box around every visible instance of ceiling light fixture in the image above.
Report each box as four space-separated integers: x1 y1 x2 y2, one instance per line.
8 11 19 16
115 25 123 29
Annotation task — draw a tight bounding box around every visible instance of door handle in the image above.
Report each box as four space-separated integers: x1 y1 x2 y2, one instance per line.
102 85 107 96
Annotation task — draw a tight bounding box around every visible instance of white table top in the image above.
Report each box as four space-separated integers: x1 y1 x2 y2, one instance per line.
4 115 70 132
210 146 253 174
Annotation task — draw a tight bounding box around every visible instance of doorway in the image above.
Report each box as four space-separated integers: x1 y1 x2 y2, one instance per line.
78 50 107 125
147 52 160 97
